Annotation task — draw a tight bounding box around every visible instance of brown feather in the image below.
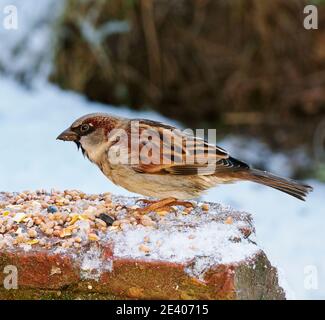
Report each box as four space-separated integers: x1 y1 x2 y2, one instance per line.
236 169 313 201
129 119 229 173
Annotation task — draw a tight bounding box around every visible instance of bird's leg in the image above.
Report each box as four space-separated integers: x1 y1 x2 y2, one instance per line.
135 197 194 214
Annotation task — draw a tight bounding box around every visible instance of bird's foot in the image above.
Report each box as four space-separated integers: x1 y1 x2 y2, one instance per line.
135 197 194 214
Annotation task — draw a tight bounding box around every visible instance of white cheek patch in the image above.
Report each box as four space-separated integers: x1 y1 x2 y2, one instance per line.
79 135 107 163
79 136 89 148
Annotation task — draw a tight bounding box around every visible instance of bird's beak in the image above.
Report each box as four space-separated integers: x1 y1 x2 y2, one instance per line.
56 128 79 141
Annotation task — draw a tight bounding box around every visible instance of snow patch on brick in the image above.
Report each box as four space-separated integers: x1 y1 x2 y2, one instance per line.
108 202 259 279
80 245 113 280
80 245 103 281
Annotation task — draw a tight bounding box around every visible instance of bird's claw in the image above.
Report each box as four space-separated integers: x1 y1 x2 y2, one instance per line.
133 197 194 215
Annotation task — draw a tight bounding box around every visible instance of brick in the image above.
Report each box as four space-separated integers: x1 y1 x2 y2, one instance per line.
0 191 285 300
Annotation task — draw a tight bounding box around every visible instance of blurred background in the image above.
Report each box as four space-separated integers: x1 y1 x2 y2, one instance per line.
0 0 324 299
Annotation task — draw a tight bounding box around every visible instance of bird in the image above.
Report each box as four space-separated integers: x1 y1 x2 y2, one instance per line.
57 113 313 213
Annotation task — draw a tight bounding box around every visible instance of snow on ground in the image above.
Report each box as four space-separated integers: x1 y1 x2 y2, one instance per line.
220 136 312 178
0 77 324 299
0 77 177 193
0 0 64 81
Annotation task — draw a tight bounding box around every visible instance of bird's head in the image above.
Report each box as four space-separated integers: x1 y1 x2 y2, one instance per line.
57 113 120 159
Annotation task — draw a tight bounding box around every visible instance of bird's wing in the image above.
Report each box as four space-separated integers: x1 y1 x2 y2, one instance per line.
123 119 249 175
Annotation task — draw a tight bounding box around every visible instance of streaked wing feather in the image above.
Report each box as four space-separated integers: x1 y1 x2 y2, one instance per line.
165 157 250 175
128 119 247 175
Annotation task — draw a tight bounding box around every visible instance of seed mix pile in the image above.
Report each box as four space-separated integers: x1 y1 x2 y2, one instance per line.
0 189 258 273
0 190 212 252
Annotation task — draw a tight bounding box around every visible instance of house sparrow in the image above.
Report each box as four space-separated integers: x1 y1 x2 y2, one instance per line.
57 113 312 211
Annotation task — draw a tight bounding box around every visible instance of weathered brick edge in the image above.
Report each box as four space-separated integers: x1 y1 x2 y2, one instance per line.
0 244 285 300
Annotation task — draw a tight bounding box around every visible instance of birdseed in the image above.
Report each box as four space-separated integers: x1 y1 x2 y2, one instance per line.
0 190 253 262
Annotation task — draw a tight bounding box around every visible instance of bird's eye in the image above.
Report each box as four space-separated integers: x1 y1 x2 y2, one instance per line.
80 124 90 133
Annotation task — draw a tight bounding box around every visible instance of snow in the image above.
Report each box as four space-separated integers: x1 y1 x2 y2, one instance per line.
111 220 258 280
220 136 311 178
107 200 259 280
80 245 106 281
0 0 65 82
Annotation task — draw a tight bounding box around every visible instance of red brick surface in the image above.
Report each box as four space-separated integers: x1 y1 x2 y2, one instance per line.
0 244 285 300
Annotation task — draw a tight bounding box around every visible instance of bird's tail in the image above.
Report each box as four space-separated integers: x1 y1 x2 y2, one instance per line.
243 169 313 201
